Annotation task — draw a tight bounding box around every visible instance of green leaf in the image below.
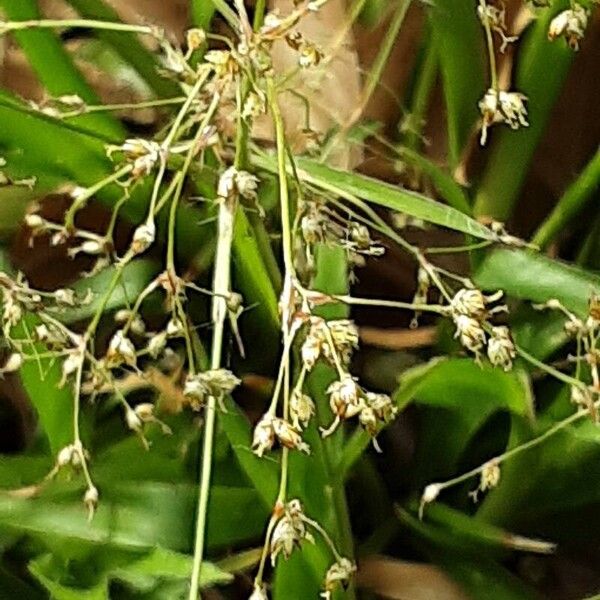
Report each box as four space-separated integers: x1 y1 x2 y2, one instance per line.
475 248 600 317
29 547 232 600
393 358 532 483
0 0 123 140
13 316 75 455
428 0 485 167
66 0 179 98
62 260 159 324
0 482 267 551
397 507 539 600
253 154 495 239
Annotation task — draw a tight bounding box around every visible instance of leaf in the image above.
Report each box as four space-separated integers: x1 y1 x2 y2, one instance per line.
29 547 232 600
66 0 179 98
397 507 539 600
475 248 600 317
0 482 267 551
392 358 533 483
13 316 75 455
0 0 123 139
428 0 486 167
254 154 495 239
61 260 160 324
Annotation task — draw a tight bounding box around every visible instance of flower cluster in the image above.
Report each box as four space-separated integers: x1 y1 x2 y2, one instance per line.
548 4 589 51
301 317 359 370
183 368 241 411
478 88 529 145
251 413 310 457
450 288 515 369
323 374 397 443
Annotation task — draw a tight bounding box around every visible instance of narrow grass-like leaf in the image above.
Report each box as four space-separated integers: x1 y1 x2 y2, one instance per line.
253 154 495 239
532 148 600 249
66 0 180 98
0 0 123 139
475 248 600 317
428 0 485 167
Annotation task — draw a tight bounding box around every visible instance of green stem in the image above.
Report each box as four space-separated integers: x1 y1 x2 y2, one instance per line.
532 149 600 250
188 192 236 599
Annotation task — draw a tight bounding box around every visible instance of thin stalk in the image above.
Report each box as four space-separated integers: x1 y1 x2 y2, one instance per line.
346 0 412 127
0 18 161 37
479 0 498 90
532 149 600 250
188 192 236 599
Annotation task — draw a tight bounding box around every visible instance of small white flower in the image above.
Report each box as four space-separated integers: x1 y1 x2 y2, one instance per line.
217 166 238 199
125 408 143 432
301 333 322 370
147 331 168 358
451 288 487 319
54 288 76 306
84 485 99 518
321 557 356 597
548 4 588 50
270 499 313 565
487 325 516 371
298 42 323 68
106 329 137 367
328 375 363 417
419 483 441 517
183 374 210 410
272 418 310 454
166 317 185 337
24 213 45 229
479 89 528 145
252 413 276 457
290 390 315 429
80 239 105 256
57 444 75 467
236 170 259 201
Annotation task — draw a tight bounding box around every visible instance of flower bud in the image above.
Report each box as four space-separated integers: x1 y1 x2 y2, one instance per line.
272 418 310 454
130 221 156 255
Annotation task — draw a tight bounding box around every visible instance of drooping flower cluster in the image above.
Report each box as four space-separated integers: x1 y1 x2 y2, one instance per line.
478 88 529 145
548 4 589 51
450 288 515 369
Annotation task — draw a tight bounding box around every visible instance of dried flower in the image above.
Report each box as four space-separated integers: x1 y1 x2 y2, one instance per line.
54 288 76 306
270 499 313 564
272 418 310 454
106 330 137 368
183 374 210 410
487 325 516 371
548 4 588 50
453 314 487 357
217 166 238 199
451 288 503 319
252 413 276 457
479 88 528 145
236 170 259 201
327 375 363 418
242 92 266 121
186 27 206 50
321 558 356 598
290 390 315 429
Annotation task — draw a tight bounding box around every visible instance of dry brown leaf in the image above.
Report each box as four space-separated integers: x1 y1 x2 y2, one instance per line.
358 556 470 600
